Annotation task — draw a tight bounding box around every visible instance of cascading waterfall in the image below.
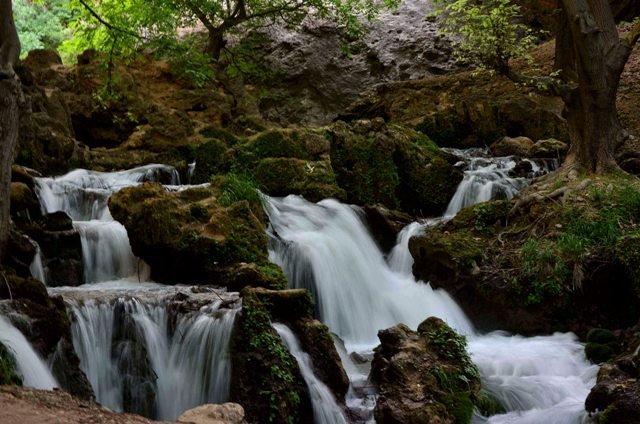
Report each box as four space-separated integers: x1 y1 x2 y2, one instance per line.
267 196 473 351
29 244 47 285
69 296 238 420
34 164 177 284
443 148 556 217
265 180 597 423
0 315 58 390
273 323 349 424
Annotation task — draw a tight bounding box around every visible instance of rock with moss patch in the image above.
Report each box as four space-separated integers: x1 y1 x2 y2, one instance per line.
490 136 534 157
329 119 462 215
531 138 568 159
0 343 22 386
109 183 268 284
230 288 312 424
371 317 482 424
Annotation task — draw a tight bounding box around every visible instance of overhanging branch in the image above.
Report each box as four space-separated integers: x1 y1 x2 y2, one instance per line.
78 0 144 40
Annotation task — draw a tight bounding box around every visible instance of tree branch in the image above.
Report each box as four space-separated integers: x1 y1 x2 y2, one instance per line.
78 0 144 40
503 67 573 100
184 0 216 32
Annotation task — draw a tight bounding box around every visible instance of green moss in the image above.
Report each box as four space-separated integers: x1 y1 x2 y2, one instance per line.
616 233 640 288
199 126 240 145
250 130 307 159
475 390 506 417
599 405 617 424
443 392 474 424
192 139 229 183
219 173 263 210
257 263 289 290
453 201 512 233
585 343 615 363
587 328 616 344
0 343 22 386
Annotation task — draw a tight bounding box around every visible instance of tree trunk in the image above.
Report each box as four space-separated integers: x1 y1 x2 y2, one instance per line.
205 30 225 61
0 0 20 262
558 0 631 173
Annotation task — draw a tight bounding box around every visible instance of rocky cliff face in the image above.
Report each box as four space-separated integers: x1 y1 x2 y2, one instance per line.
253 0 464 125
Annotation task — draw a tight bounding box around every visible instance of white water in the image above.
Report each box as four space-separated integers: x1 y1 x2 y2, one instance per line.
70 297 238 420
29 245 47 285
274 323 349 424
443 149 555 217
33 165 178 284
265 191 597 423
0 315 58 389
267 196 473 351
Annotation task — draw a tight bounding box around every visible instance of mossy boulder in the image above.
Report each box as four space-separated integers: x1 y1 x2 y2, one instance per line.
489 136 535 157
329 119 462 216
371 317 482 424
531 138 568 158
191 139 230 184
230 288 312 424
252 158 346 202
109 182 269 284
244 128 330 161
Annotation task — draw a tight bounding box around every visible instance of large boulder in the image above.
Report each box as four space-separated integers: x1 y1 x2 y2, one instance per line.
329 119 462 216
371 318 483 424
178 403 247 424
489 136 535 157
109 183 269 284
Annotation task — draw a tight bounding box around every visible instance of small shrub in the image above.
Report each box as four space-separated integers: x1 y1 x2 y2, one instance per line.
219 173 262 207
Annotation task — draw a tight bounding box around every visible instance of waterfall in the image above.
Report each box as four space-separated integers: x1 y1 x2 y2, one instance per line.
0 315 58 390
265 186 597 423
34 164 178 284
29 245 47 285
443 149 556 218
266 195 474 351
273 323 348 424
69 297 238 420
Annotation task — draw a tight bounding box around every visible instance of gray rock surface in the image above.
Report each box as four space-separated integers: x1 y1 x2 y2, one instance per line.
254 0 463 125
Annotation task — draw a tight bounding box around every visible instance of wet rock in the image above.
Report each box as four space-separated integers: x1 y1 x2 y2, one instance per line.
329 120 462 216
10 182 39 218
363 205 418 253
26 223 83 287
5 226 38 277
178 403 247 424
371 318 481 424
291 318 350 400
490 136 534 157
38 212 74 232
10 165 38 189
109 183 268 284
224 262 288 292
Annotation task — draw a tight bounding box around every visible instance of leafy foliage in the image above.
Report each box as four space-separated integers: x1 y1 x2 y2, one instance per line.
13 0 73 58
430 0 538 72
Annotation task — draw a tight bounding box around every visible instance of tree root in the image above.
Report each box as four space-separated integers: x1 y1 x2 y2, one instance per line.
509 178 592 217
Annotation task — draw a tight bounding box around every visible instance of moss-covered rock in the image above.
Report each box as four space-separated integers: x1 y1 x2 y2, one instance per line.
230 288 312 424
489 136 534 157
252 157 346 202
191 139 230 184
109 182 269 284
329 119 462 216
371 317 482 424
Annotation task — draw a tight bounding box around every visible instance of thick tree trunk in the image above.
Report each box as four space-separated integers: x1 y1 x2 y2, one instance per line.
0 79 20 262
558 0 631 173
0 0 20 262
205 30 225 61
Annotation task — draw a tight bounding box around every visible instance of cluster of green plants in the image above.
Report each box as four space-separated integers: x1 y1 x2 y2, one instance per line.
218 173 263 208
518 182 640 304
0 343 22 386
423 323 480 387
14 0 75 59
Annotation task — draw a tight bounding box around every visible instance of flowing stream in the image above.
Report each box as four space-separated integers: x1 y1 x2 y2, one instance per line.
266 152 596 423
13 151 596 423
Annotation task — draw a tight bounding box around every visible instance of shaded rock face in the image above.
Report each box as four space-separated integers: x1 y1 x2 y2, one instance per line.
109 183 268 284
253 0 463 125
329 119 462 216
371 318 481 424
363 205 414 253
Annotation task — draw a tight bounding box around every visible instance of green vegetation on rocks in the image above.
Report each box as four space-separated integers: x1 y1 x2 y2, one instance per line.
0 343 22 386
